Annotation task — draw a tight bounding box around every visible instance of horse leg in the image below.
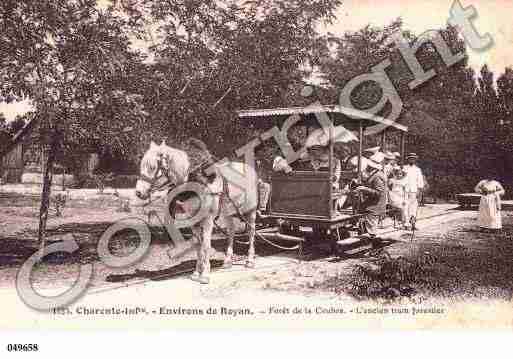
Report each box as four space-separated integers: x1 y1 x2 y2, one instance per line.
245 210 257 269
223 215 235 269
197 216 214 284
190 225 201 282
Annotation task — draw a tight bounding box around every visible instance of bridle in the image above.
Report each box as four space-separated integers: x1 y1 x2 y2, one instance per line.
138 151 193 198
137 156 172 196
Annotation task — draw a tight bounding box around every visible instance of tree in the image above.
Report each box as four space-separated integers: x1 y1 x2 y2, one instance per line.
318 21 480 197
114 0 342 154
495 67 513 183
9 115 27 134
497 67 513 118
1 0 343 246
0 113 9 154
1 0 147 247
469 64 501 178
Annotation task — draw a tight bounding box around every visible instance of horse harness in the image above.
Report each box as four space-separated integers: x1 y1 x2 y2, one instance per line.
138 154 193 198
138 157 172 197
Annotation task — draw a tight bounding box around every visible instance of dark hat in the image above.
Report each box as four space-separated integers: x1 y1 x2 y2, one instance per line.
406 152 418 159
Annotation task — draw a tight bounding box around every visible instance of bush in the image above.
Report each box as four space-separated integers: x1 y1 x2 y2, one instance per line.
72 173 138 189
109 175 139 189
428 174 478 201
71 175 95 189
344 249 437 300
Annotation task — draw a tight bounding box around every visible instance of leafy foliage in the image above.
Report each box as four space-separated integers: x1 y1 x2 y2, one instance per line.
1 0 149 160
110 0 342 155
2 2 513 200
317 20 512 198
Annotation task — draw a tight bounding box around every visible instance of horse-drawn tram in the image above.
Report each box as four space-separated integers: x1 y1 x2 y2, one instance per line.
237 105 408 249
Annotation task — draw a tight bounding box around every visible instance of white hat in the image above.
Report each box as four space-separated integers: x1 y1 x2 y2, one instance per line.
384 151 396 160
392 151 401 159
348 156 381 171
273 156 292 173
369 151 385 164
363 146 380 154
348 156 367 172
305 125 358 148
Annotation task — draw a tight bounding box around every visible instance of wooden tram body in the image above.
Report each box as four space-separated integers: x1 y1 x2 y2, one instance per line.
238 106 408 243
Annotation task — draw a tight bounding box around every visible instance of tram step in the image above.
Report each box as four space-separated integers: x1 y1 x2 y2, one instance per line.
259 232 305 243
342 244 373 256
337 235 366 246
336 236 373 255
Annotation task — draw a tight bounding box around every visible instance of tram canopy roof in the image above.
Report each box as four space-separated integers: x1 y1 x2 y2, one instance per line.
237 105 408 133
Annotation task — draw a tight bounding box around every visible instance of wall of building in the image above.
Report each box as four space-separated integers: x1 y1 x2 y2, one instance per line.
0 142 23 183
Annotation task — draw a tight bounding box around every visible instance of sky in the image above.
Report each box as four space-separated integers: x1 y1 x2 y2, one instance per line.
327 0 513 74
1 0 511 121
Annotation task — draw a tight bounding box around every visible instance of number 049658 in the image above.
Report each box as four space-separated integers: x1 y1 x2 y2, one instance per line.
6 344 39 352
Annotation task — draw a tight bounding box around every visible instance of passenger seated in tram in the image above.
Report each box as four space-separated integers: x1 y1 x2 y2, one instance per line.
272 125 357 214
272 144 342 190
272 125 356 190
342 151 387 212
345 155 387 245
273 143 349 215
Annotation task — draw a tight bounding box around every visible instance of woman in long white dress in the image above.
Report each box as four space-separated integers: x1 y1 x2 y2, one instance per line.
388 167 407 227
474 179 505 231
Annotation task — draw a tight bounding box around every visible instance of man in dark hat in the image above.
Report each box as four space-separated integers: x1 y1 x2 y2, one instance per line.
402 153 424 230
353 156 387 247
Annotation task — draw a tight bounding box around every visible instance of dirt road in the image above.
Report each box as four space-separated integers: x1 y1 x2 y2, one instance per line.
2 196 513 329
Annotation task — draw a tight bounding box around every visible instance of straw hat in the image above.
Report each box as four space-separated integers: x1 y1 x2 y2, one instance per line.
348 156 367 172
369 151 385 164
406 152 418 159
363 146 380 155
384 151 396 160
349 156 381 171
305 125 358 148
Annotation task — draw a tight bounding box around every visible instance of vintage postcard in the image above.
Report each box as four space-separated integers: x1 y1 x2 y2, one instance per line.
1 0 513 346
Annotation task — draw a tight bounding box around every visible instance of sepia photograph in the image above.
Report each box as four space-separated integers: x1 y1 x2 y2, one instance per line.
1 0 513 348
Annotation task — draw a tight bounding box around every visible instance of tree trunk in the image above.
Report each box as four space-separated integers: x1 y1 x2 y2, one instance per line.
38 133 59 250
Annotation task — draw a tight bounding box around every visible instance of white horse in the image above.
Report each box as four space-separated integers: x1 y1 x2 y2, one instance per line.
135 140 258 284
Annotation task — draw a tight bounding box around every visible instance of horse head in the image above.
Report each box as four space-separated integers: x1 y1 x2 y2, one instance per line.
135 140 191 200
135 141 165 200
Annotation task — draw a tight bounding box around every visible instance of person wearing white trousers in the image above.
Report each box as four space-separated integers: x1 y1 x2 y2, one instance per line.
402 153 424 230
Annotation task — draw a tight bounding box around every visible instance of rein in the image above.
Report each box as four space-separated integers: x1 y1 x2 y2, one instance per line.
138 158 173 199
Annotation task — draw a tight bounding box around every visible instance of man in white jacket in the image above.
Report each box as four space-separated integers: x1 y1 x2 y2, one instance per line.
402 153 424 230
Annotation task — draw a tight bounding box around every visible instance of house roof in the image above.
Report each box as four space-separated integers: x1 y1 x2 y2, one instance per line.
0 116 37 159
